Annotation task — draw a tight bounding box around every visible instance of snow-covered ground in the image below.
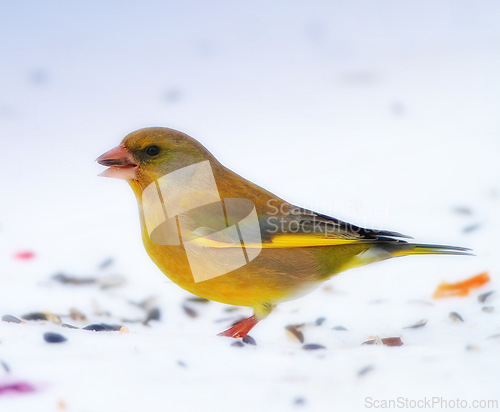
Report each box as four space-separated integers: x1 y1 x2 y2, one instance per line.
1 1 499 411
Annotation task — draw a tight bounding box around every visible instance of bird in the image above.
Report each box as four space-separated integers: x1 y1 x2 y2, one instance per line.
97 127 470 338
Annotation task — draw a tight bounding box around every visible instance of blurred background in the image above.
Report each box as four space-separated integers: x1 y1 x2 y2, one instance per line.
1 1 499 411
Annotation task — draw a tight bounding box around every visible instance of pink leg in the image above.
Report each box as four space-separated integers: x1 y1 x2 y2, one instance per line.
218 315 260 338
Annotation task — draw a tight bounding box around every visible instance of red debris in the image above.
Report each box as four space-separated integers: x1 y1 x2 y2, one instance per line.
13 251 35 260
0 382 36 395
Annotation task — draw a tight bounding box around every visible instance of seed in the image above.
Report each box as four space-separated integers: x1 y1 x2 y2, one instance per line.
482 306 494 313
22 312 48 321
61 323 79 329
43 332 67 343
242 335 256 345
478 291 495 303
182 305 198 318
83 323 122 331
285 325 305 343
332 325 348 331
293 396 306 405
98 257 114 269
186 297 210 304
358 365 374 376
302 343 326 350
143 308 161 325
403 319 428 329
2 315 22 324
449 312 464 322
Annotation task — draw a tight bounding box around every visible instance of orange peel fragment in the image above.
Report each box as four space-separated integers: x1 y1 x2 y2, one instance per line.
433 272 490 299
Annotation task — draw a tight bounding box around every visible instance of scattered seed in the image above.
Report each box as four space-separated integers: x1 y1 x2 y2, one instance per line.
358 365 374 376
98 275 126 289
403 319 428 329
2 315 22 324
98 257 114 270
186 297 210 304
332 325 348 331
230 341 244 348
129 296 158 309
293 396 306 405
452 206 473 215
52 273 96 285
22 312 48 321
83 323 122 332
143 308 161 325
1 361 10 373
449 312 464 322
177 360 187 368
463 223 481 233
182 305 198 318
487 333 500 339
43 332 67 343
363 337 403 347
242 335 256 345
69 308 87 322
61 323 79 329
302 343 326 351
285 325 305 343
0 382 35 395
315 317 326 326
482 306 494 313
478 291 495 303
466 344 480 351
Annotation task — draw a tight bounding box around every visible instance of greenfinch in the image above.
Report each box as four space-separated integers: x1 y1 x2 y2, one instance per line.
97 127 469 338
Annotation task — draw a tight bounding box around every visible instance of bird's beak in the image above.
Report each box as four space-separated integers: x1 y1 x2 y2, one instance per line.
96 145 139 180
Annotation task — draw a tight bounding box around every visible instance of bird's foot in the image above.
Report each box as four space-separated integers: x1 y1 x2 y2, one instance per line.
218 315 259 338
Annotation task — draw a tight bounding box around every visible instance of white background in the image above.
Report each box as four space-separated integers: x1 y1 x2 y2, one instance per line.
1 1 499 411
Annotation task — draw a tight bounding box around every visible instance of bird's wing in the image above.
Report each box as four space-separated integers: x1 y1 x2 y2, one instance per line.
256 207 411 248
187 205 411 249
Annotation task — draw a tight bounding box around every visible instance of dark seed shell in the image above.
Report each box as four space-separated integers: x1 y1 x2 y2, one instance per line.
2 315 22 323
302 343 326 350
478 291 495 303
285 325 305 343
242 335 256 345
43 332 67 343
83 323 122 332
22 312 48 321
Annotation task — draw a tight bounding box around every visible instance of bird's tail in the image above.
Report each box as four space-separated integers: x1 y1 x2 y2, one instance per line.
337 241 472 274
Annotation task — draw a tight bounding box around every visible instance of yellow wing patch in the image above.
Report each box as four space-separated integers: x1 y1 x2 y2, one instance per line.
193 233 362 249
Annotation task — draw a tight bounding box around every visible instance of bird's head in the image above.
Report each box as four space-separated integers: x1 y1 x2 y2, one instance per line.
97 127 218 189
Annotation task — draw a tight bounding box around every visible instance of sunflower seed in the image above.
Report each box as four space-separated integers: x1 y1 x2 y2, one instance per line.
302 343 326 350
2 315 22 324
403 319 428 329
449 312 464 322
43 332 67 343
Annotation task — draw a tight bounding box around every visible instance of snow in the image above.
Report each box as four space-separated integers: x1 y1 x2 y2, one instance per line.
1 1 499 411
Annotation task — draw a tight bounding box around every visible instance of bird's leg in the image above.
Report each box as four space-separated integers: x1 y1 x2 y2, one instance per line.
218 303 275 338
218 315 260 338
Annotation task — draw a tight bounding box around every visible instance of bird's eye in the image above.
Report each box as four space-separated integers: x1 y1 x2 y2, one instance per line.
146 145 160 156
